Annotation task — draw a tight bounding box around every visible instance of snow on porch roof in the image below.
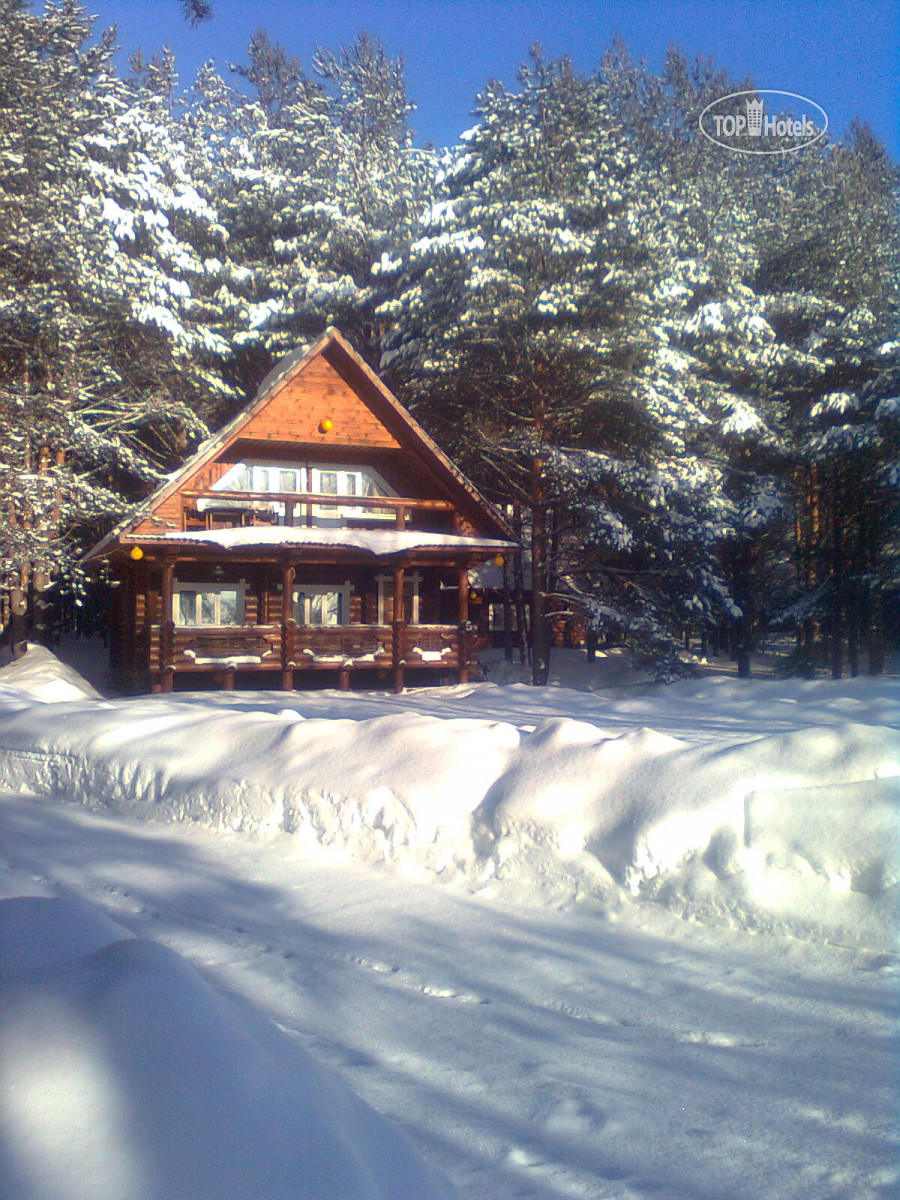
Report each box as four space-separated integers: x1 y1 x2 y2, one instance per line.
161 527 517 557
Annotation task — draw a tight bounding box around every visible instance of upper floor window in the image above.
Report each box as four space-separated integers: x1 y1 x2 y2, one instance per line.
210 461 395 525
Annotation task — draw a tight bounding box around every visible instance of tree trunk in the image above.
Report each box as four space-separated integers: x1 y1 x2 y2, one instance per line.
31 570 51 646
10 576 29 659
867 595 885 676
502 555 514 663
847 606 860 678
512 502 530 666
829 612 844 680
729 547 752 679
530 456 550 687
585 626 598 663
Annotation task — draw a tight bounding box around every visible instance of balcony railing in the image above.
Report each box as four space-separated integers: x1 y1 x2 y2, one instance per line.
180 489 456 532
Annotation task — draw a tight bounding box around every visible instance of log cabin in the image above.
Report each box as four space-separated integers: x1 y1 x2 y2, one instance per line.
85 328 518 694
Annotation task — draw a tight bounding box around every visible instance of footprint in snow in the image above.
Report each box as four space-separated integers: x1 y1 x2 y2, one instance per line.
351 956 400 974
420 984 488 1003
350 956 488 1003
678 1030 761 1048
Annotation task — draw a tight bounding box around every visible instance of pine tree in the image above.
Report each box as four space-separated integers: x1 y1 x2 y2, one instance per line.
380 48 741 679
0 0 122 650
600 45 900 676
189 30 432 386
0 2 234 651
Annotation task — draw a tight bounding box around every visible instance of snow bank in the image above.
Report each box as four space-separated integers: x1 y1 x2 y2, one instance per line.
0 897 457 1200
0 648 897 947
0 644 102 702
472 717 899 943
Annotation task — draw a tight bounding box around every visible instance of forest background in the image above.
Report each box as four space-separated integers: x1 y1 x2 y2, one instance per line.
1 0 897 682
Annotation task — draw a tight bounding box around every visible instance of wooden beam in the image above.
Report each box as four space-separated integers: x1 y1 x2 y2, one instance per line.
181 489 454 511
281 562 295 690
160 559 175 693
458 565 470 685
392 564 405 694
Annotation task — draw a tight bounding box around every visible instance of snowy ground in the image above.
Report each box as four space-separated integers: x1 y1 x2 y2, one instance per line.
0 645 898 1200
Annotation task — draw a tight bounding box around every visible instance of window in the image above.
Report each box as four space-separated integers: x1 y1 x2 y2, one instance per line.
208 462 302 522
219 463 303 494
209 461 396 526
376 571 422 624
489 602 518 631
174 583 244 627
309 467 389 523
292 584 350 626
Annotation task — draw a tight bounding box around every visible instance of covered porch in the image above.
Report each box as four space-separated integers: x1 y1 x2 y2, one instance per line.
110 527 513 694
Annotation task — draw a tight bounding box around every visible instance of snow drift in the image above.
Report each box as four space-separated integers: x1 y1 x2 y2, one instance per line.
0 644 101 703
0 897 457 1200
0 648 897 947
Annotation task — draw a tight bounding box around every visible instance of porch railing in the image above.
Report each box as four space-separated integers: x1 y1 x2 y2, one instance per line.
150 622 472 690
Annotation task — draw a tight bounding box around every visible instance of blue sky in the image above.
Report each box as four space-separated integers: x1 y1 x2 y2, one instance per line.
84 0 899 157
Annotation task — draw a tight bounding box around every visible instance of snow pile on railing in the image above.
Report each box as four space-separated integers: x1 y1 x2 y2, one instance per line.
0 649 897 947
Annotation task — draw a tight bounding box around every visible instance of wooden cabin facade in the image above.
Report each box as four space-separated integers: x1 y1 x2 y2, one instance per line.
86 329 517 694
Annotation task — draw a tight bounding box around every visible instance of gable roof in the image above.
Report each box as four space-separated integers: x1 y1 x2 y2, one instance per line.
86 327 513 559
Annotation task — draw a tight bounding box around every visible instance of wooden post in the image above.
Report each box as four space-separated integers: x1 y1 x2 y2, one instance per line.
395 505 407 531
281 562 295 690
223 668 235 690
125 573 136 676
392 564 405 693
458 565 469 685
160 559 175 693
339 666 350 691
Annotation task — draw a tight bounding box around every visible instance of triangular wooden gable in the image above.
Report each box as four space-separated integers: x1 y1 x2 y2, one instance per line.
87 328 512 557
237 351 403 450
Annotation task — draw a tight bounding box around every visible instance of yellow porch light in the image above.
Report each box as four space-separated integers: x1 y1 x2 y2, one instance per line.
492 554 505 568
319 417 333 433
129 546 144 561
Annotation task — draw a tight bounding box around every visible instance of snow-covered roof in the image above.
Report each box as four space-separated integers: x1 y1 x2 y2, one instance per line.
162 527 517 556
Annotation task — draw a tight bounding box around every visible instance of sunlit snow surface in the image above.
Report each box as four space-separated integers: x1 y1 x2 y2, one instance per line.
0 646 897 1200
0 898 456 1200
